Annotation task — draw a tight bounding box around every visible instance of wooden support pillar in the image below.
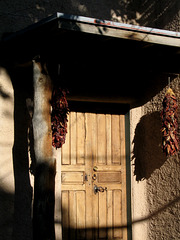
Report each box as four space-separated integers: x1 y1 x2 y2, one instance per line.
32 57 56 240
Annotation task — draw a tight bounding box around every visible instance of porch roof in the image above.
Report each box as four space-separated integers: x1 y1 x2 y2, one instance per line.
1 12 180 105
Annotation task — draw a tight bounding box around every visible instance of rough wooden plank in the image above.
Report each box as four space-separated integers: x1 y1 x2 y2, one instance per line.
99 191 107 238
69 191 77 240
107 190 113 239
97 114 106 165
91 113 97 165
70 112 77 165
113 190 122 238
62 191 69 239
106 114 112 166
76 191 86 239
93 191 99 239
111 115 121 165
61 113 70 165
77 112 85 165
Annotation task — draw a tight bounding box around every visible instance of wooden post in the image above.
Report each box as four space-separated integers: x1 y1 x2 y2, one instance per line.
32 57 56 240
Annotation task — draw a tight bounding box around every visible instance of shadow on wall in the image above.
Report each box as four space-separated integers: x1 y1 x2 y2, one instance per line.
0 187 14 240
132 111 166 181
10 66 34 240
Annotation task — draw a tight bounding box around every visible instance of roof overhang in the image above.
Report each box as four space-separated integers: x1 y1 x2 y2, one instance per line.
1 12 180 106
1 12 180 61
56 13 180 47
3 12 180 46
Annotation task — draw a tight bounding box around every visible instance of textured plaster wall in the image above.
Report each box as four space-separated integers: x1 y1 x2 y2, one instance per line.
0 67 34 240
131 76 180 240
0 0 180 39
0 68 14 239
144 77 180 240
130 106 148 240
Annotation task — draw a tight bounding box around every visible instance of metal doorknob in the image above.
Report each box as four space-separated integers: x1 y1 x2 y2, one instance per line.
94 184 107 194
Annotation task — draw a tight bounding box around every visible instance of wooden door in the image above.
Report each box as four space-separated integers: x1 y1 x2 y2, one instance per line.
61 112 127 240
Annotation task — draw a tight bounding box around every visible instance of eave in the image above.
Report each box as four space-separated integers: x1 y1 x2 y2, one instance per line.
0 12 180 106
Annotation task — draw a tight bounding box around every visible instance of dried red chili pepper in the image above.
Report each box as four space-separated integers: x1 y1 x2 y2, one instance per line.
161 88 179 156
51 87 69 149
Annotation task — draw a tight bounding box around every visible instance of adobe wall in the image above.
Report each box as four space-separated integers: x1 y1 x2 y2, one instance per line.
144 76 180 240
0 67 34 240
131 75 180 240
0 0 179 39
0 68 14 239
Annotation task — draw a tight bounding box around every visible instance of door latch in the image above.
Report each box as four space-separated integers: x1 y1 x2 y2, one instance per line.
84 174 88 181
94 184 107 194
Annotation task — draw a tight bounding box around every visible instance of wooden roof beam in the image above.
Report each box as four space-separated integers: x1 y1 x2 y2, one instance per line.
57 12 180 47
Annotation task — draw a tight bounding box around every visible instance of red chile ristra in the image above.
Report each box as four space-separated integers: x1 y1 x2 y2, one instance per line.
161 88 179 156
51 87 69 149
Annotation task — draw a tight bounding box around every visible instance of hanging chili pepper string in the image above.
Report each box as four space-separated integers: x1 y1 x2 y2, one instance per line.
161 83 179 156
51 87 69 149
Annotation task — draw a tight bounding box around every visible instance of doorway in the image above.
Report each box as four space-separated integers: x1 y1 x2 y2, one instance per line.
61 111 128 239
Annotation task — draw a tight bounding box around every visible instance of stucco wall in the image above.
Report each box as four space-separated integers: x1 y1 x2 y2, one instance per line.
144 76 180 240
0 67 35 240
130 106 148 240
131 75 180 240
0 0 179 39
0 68 14 239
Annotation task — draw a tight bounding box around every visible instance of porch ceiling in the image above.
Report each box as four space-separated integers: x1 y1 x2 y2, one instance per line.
1 12 180 106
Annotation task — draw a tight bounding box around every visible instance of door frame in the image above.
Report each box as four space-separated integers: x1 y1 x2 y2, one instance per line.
125 111 132 240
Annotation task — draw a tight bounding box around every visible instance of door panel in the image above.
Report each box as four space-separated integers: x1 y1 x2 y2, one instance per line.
61 112 127 239
97 172 122 183
111 115 121 165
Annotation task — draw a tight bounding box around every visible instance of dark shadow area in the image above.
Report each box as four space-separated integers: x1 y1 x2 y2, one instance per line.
132 111 166 181
60 194 180 239
0 187 14 240
68 101 129 115
33 162 56 240
10 66 34 240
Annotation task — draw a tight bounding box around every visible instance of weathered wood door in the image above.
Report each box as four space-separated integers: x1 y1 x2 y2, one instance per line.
61 111 127 240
